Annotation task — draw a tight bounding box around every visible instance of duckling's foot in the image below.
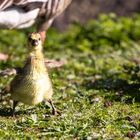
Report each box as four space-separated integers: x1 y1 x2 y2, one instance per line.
52 109 61 116
47 99 61 116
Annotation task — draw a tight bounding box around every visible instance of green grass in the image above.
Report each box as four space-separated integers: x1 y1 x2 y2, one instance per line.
0 13 140 139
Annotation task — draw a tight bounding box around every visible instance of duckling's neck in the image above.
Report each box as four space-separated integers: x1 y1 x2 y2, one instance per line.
24 49 46 74
29 49 43 60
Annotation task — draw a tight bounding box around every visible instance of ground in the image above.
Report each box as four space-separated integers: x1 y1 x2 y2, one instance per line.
0 14 140 139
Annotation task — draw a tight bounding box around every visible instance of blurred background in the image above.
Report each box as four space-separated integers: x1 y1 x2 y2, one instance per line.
53 0 140 30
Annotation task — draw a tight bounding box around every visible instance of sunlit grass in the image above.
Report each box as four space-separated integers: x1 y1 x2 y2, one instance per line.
0 14 140 139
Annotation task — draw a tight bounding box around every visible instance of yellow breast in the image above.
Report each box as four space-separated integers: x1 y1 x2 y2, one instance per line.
11 55 53 105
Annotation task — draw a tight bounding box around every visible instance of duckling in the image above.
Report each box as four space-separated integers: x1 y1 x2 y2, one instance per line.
10 32 58 116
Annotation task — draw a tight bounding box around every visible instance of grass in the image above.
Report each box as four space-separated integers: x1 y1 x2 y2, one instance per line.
0 13 140 139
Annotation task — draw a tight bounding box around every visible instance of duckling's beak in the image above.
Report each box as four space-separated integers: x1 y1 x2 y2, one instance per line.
31 39 39 46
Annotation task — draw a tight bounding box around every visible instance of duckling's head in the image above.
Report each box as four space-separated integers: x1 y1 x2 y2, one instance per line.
28 33 42 51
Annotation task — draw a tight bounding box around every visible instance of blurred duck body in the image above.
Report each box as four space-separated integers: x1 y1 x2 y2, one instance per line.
0 0 72 40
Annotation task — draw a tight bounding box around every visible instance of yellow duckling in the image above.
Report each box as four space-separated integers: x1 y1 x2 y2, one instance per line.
10 32 58 116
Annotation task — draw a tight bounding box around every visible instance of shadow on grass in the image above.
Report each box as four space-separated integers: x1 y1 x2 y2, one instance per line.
0 107 36 117
0 107 12 117
85 77 140 103
0 104 51 117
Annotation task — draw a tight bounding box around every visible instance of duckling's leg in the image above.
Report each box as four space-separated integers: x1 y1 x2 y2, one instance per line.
12 100 18 116
43 99 60 115
48 99 57 115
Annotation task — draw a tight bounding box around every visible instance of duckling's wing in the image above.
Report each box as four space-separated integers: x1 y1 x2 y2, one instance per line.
15 67 23 74
10 71 25 92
